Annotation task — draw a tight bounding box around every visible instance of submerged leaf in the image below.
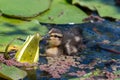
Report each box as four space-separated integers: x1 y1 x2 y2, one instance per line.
0 0 51 18
0 63 27 80
0 18 48 51
36 0 87 24
15 33 41 63
114 70 120 75
69 78 79 80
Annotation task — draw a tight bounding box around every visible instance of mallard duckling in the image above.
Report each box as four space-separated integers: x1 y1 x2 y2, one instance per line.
45 28 63 57
45 27 85 56
62 27 85 55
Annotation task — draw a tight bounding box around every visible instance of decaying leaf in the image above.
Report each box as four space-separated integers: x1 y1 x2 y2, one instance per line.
15 33 41 63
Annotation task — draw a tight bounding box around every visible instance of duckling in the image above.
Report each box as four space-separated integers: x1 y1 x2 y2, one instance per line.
45 28 63 57
45 27 85 56
62 27 85 55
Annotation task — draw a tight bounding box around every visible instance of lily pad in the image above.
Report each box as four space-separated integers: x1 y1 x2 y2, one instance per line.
0 63 27 80
72 0 120 19
36 0 87 24
0 0 51 18
0 17 48 52
72 0 96 10
114 70 120 75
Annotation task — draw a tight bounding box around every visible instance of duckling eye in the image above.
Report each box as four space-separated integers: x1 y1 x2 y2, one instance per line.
51 35 62 38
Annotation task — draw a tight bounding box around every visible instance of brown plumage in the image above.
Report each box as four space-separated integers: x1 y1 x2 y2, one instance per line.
62 27 85 55
45 28 63 57
45 27 85 57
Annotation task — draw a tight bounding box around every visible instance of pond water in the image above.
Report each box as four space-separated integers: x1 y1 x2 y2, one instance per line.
24 21 120 80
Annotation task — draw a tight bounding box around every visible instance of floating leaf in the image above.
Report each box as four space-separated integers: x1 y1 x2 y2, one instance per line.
72 0 96 10
73 0 120 19
36 0 87 24
69 78 79 80
0 0 51 18
0 16 25 24
115 78 120 80
15 33 41 63
0 17 48 51
0 63 27 80
114 70 120 75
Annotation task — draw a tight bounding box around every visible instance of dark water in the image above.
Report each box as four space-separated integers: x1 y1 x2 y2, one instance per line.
24 21 120 80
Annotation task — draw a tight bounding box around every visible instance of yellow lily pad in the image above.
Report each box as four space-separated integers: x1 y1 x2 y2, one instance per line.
15 33 41 63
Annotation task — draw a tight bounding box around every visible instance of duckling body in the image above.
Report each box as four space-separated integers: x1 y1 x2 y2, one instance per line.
45 46 63 57
62 27 84 55
45 28 63 57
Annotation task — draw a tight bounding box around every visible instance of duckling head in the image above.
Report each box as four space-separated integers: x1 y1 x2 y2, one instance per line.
47 28 63 47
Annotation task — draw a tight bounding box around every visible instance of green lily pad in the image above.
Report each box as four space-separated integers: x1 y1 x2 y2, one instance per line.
36 0 87 24
114 70 120 80
0 17 48 51
69 78 79 80
0 63 27 80
0 0 51 18
72 0 96 10
0 16 26 24
72 0 120 19
69 72 92 80
114 70 120 75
